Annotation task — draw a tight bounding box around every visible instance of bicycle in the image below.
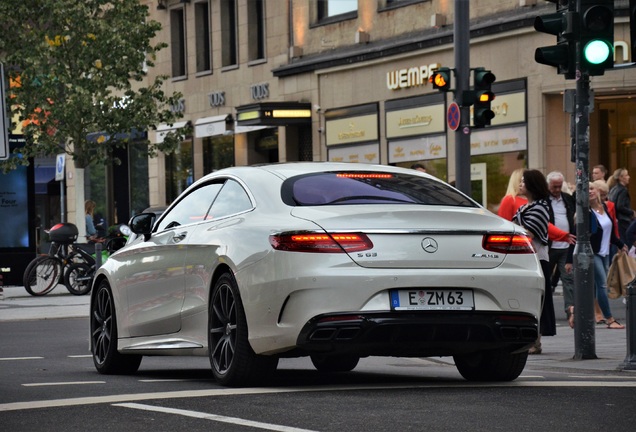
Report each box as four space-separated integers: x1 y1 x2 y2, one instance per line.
23 223 94 296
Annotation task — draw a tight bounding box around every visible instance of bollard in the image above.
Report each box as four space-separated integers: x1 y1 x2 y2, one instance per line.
620 276 636 370
95 242 103 269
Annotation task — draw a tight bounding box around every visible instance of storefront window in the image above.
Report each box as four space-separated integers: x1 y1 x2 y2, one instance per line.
165 140 194 203
130 142 150 215
203 135 234 174
472 151 527 214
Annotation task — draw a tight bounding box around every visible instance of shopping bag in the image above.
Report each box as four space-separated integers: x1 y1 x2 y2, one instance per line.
607 250 636 299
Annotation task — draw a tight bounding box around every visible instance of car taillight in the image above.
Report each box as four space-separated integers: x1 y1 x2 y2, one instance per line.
269 232 373 253
483 234 535 254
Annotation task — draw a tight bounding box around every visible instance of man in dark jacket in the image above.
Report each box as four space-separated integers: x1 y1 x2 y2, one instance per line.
608 168 634 243
547 171 576 323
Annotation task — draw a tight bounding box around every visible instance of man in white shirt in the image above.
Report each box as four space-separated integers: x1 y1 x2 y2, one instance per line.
547 171 576 327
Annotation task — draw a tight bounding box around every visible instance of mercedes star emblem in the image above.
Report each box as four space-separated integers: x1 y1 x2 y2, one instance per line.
421 237 438 253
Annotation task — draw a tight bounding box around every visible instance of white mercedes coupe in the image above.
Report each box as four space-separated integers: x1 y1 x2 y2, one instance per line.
90 162 543 386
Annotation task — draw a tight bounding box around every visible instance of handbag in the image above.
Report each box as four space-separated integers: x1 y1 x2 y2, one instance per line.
606 250 636 299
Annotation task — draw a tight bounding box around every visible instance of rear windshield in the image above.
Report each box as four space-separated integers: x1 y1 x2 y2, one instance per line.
281 171 478 207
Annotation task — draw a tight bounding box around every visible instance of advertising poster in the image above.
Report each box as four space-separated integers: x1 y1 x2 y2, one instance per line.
0 162 29 248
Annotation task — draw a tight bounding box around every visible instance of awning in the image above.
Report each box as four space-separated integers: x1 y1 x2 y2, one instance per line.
155 121 188 144
195 114 233 138
35 166 55 194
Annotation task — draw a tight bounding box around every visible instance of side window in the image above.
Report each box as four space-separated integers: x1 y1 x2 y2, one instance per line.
156 182 223 231
208 179 252 220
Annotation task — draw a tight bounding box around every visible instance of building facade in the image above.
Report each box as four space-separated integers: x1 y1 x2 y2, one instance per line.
132 0 635 215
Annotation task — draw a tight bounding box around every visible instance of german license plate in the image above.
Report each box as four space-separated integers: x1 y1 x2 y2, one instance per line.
390 289 474 311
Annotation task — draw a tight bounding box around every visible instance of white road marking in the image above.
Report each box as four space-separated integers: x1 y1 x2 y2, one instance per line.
22 381 106 387
3 381 636 412
568 375 636 380
67 355 92 358
115 402 319 432
0 357 44 361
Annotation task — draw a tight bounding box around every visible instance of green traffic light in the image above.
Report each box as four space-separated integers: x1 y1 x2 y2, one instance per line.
583 40 611 65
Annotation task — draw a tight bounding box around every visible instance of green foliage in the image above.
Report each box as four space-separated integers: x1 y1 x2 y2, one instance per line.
0 0 188 171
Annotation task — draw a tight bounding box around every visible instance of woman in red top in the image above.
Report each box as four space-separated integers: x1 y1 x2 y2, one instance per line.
498 168 573 243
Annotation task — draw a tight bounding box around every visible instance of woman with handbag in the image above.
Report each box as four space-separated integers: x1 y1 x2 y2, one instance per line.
568 183 628 329
514 170 555 354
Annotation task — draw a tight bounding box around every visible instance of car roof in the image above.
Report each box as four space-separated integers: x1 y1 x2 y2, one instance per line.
200 162 434 181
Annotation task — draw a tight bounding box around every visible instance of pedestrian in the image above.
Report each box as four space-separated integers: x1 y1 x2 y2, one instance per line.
85 200 104 243
547 171 576 328
593 180 621 324
607 168 635 244
567 182 628 329
514 169 555 354
411 163 427 173
592 164 608 182
497 168 526 221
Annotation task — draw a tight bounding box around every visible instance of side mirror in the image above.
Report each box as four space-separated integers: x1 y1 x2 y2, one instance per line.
128 213 156 241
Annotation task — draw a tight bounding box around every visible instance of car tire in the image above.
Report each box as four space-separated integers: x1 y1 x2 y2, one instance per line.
453 348 528 381
64 263 93 295
208 273 278 387
90 280 142 375
310 355 360 373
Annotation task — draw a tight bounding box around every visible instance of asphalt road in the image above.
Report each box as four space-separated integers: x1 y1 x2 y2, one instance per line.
2 316 636 432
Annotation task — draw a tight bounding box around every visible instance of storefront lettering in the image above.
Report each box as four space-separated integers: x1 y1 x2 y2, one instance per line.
386 63 440 90
428 143 442 155
338 122 366 141
484 140 498 147
393 146 405 158
169 98 186 113
208 91 225 107
502 138 519 145
399 115 432 128
251 83 269 100
364 153 377 162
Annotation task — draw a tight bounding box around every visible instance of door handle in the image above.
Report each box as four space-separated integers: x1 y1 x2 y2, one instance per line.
173 231 187 243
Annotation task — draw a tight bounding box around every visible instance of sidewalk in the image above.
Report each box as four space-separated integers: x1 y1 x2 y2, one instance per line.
0 284 90 321
1 283 635 374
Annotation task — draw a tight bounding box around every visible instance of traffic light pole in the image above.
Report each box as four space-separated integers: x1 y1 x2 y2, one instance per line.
573 61 597 360
454 0 471 195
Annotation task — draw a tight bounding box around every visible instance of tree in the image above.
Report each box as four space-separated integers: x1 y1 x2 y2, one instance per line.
0 0 187 171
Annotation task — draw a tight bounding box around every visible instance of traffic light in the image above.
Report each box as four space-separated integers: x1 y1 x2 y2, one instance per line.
429 67 451 91
579 0 614 75
534 0 576 79
472 68 495 128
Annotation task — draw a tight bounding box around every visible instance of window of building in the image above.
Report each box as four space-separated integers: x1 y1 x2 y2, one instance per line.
317 0 357 20
247 0 265 62
165 140 194 204
203 136 235 174
195 1 211 73
170 7 187 78
221 0 238 67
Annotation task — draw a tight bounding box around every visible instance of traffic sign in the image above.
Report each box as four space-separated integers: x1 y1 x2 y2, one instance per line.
55 154 65 181
447 102 460 131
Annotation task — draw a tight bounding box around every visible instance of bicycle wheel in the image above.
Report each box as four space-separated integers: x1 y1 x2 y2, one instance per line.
64 263 93 296
24 256 63 296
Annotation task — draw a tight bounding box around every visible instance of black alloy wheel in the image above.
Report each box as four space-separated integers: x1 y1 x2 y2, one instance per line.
90 280 142 374
208 273 278 386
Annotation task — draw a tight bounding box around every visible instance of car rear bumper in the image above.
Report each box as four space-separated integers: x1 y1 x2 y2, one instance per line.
294 311 538 357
